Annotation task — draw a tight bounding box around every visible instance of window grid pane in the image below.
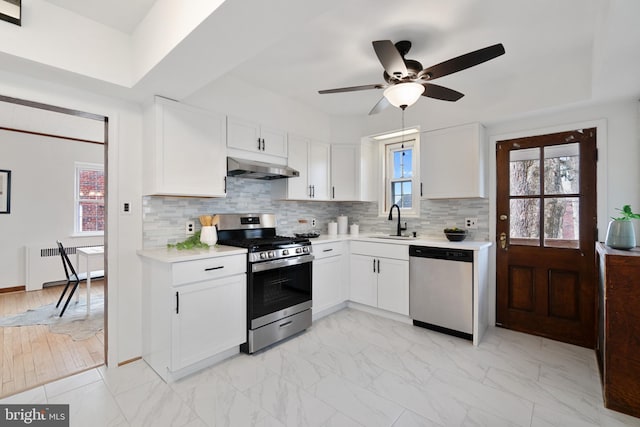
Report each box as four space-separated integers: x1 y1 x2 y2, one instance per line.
543 143 580 195
544 197 579 248
77 166 105 232
391 179 412 208
392 148 413 179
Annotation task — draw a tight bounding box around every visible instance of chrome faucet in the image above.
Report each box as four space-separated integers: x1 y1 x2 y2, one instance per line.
388 204 407 236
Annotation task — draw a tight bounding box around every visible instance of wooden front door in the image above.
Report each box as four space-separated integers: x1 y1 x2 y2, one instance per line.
496 128 597 348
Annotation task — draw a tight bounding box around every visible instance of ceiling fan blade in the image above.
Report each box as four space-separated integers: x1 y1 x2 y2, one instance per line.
318 84 384 94
420 43 505 81
422 83 464 101
369 97 390 115
372 40 408 78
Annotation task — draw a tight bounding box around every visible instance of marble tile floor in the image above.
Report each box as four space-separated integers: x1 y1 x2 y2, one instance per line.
2 307 639 427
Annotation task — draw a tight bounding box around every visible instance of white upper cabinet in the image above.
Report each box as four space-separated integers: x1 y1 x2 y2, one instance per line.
227 116 287 158
280 135 330 200
421 122 487 199
309 141 330 200
143 96 227 197
330 142 377 202
331 144 358 201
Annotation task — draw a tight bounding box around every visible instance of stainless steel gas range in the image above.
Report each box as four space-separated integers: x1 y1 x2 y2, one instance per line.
216 213 313 354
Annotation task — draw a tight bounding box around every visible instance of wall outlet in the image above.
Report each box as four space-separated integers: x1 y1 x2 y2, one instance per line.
121 201 131 215
465 217 478 229
185 220 195 235
311 218 317 228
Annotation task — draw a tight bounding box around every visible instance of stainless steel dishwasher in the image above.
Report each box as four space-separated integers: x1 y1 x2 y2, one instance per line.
409 245 473 340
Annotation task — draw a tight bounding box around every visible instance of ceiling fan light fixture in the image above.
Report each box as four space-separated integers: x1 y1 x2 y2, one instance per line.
383 82 425 109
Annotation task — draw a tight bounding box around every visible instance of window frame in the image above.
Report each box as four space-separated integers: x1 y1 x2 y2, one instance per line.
378 134 421 217
74 161 105 236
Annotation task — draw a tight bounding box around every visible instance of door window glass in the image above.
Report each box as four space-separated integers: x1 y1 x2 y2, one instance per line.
544 197 579 248
510 148 540 196
509 199 540 246
544 143 579 195
508 143 580 249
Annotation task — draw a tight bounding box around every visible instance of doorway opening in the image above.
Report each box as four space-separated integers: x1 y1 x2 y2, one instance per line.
0 95 108 397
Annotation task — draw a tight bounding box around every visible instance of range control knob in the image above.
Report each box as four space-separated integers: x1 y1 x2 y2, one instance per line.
268 251 275 258
282 249 289 256
295 247 302 254
259 252 267 260
303 246 309 253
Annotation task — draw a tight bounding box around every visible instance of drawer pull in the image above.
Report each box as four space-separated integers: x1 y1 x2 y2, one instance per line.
279 320 293 328
204 266 224 271
322 248 334 252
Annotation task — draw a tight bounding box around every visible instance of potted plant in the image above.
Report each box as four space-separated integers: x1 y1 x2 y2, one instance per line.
605 205 640 250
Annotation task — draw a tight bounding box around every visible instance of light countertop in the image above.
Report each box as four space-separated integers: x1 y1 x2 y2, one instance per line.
310 234 492 251
138 234 492 263
137 245 247 263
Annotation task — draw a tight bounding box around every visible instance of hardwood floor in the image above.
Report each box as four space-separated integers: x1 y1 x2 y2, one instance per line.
0 281 105 398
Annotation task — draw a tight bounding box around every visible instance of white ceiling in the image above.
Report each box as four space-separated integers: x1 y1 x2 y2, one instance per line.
44 0 156 34
38 0 640 122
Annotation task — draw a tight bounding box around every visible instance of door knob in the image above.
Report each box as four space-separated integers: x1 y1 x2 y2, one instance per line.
499 214 508 221
499 232 507 249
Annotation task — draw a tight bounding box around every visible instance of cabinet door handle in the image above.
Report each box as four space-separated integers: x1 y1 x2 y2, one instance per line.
377 259 380 274
261 138 265 151
373 259 376 273
224 177 227 193
420 182 423 197
309 185 313 198
312 185 315 198
175 291 179 314
257 138 261 150
322 248 333 252
204 266 224 271
332 186 335 199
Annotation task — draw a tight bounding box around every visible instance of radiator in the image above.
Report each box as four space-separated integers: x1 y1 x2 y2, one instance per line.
24 244 103 291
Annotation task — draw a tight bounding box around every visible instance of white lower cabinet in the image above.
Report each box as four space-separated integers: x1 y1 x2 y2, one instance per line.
312 241 347 315
171 275 246 371
349 254 378 306
141 253 246 381
349 241 409 315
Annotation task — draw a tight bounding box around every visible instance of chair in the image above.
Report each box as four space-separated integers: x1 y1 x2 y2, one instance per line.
55 240 104 317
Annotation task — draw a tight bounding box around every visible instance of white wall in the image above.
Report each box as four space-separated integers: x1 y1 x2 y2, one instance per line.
184 75 332 143
0 70 144 367
0 130 103 288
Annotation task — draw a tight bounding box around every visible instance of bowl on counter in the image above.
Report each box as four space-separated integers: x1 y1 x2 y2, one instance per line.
444 228 468 242
295 232 320 238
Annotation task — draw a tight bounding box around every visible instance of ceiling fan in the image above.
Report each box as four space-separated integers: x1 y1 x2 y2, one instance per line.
318 40 505 114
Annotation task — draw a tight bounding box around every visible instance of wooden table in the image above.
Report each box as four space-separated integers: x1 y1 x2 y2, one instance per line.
76 246 104 315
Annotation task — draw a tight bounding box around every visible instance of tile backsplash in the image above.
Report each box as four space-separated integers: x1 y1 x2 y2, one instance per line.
142 177 489 248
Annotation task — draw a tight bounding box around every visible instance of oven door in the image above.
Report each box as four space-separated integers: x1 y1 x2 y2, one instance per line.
249 254 313 328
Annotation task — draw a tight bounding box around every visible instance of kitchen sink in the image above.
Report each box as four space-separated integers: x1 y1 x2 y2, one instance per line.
368 234 417 240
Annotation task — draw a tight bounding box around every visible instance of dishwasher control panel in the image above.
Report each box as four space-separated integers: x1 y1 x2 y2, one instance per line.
409 246 473 262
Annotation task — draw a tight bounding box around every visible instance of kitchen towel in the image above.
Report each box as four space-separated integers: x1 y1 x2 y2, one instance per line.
337 216 348 234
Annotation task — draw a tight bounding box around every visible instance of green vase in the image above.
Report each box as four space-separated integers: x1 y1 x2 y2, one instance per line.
605 220 636 250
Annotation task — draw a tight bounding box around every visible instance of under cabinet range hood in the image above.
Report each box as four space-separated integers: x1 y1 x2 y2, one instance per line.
227 157 300 180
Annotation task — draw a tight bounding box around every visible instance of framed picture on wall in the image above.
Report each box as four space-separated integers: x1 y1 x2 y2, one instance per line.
0 0 21 26
0 169 11 213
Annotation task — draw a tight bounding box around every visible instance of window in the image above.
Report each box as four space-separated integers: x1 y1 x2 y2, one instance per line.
75 162 104 235
380 136 420 217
